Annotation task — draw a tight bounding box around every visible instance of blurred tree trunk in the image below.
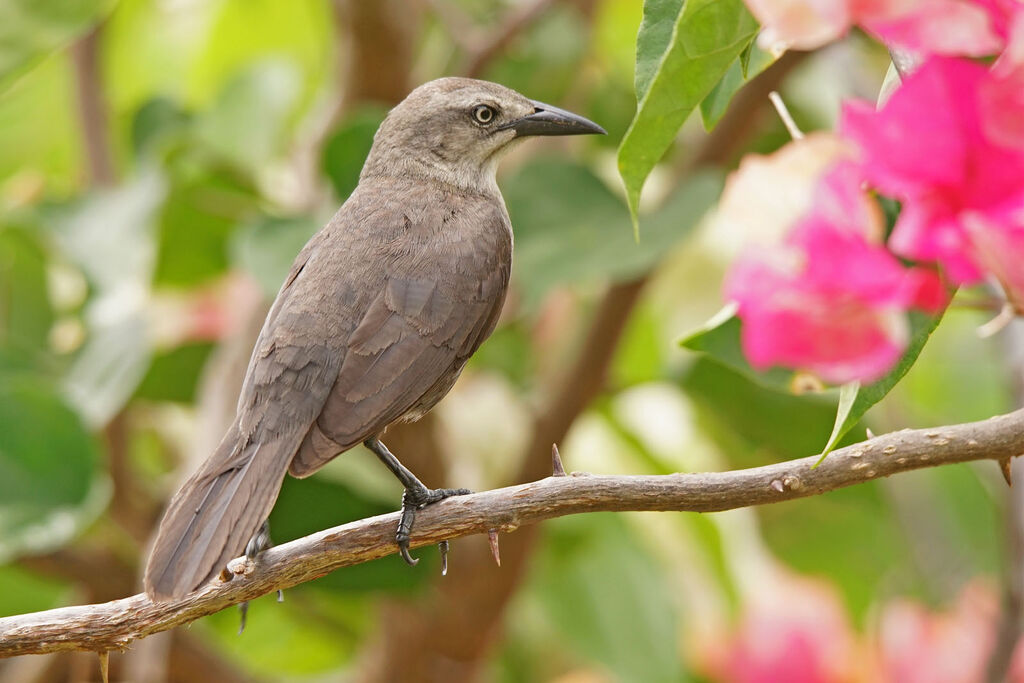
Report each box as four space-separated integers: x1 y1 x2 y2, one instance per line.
333 0 423 108
987 319 1024 682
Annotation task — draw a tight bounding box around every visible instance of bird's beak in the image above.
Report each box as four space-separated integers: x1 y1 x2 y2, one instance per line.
501 100 607 137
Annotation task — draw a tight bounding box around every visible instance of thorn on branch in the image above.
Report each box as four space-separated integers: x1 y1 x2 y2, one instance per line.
866 427 876 439
98 650 109 683
488 529 501 567
551 444 566 477
1000 457 1013 487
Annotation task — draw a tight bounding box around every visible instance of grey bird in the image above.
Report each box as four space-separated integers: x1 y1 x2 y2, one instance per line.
143 77 605 602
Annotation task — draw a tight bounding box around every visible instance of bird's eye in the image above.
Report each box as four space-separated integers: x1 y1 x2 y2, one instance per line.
472 104 496 125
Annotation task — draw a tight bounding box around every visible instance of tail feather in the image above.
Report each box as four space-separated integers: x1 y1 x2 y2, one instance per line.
144 422 293 601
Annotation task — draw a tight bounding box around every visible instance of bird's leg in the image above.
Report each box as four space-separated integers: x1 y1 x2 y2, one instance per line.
363 437 471 569
237 519 283 635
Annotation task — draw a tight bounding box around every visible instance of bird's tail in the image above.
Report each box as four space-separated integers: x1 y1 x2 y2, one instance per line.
144 422 292 601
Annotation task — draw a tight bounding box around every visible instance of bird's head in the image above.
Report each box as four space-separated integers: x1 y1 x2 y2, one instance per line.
361 77 605 193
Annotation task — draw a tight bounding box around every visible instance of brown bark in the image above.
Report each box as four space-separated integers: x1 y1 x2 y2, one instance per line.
69 25 115 186
333 0 423 108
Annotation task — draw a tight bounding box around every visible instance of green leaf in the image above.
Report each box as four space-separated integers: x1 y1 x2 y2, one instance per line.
200 588 364 676
681 306 949 458
467 322 534 387
321 108 385 201
0 374 110 562
135 342 214 403
699 40 775 129
269 475 432 593
0 226 54 357
618 0 759 228
759 483 923 620
131 97 192 158
817 309 947 459
63 313 152 428
0 565 70 617
230 215 319 298
889 308 1013 425
195 60 302 172
611 302 667 387
679 304 796 392
155 171 258 287
504 158 721 307
49 171 166 426
680 357 859 468
633 0 684 99
681 358 911 619
532 514 682 681
0 0 115 92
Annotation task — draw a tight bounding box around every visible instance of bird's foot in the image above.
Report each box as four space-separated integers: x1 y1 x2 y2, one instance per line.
238 520 283 635
397 485 472 571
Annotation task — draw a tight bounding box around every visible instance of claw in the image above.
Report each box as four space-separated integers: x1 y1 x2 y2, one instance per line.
399 542 419 566
363 438 471 573
237 520 275 634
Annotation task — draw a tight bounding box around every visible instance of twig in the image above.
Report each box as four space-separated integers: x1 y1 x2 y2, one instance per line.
768 91 803 140
978 302 1017 339
2 408 1023 658
69 25 115 186
422 0 479 52
461 0 558 78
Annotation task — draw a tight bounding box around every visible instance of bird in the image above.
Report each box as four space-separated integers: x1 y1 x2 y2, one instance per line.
143 77 606 602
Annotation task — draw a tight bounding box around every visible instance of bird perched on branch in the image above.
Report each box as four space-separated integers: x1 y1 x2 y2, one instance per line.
144 77 605 602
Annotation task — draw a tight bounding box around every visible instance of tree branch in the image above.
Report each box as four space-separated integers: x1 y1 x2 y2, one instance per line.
461 0 559 78
69 24 115 186
2 409 1023 658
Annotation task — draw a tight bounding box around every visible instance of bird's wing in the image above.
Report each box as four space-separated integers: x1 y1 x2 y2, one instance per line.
288 202 511 477
144 244 343 600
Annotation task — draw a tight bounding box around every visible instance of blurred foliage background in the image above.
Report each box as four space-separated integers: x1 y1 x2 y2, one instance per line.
0 0 1020 681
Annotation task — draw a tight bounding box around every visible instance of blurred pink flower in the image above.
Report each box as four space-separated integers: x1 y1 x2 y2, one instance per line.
697 571 862 683
859 0 1004 57
842 56 1024 308
725 163 945 384
149 272 264 347
982 9 1024 149
746 0 1008 54
876 580 999 683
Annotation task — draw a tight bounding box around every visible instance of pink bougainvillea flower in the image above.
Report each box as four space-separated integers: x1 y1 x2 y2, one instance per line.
696 570 863 683
747 0 1010 55
745 0 851 51
711 133 854 255
859 0 1004 57
842 55 1024 307
877 580 999 683
982 10 1024 148
725 162 945 385
148 272 264 347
